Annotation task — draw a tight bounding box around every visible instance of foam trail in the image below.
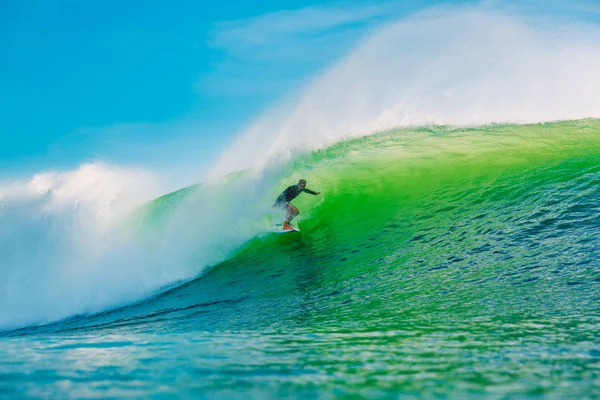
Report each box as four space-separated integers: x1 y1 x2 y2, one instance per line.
212 7 600 175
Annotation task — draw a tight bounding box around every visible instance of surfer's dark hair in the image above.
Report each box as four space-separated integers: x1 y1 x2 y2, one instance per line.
299 179 307 185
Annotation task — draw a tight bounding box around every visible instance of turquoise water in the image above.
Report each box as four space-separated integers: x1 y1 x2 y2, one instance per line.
1 120 600 398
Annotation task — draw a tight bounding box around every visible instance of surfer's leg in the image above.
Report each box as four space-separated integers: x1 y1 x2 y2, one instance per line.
284 204 292 222
283 204 299 230
289 204 299 221
285 204 299 222
283 204 293 230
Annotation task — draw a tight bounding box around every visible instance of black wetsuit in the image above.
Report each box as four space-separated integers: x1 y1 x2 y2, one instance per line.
275 185 317 206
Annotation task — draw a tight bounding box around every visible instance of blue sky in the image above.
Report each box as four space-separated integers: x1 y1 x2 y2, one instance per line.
0 0 452 182
2 0 597 185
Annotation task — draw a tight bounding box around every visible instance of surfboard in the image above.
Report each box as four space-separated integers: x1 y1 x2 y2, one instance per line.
274 227 300 234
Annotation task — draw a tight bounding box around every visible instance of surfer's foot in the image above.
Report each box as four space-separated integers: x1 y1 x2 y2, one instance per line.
283 222 293 231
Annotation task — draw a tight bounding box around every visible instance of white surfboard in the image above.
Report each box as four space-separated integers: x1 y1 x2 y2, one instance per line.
274 227 300 234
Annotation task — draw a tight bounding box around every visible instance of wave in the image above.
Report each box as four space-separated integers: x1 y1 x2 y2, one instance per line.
4 119 600 335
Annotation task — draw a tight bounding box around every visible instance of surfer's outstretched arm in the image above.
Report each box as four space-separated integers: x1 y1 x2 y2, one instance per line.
303 188 320 195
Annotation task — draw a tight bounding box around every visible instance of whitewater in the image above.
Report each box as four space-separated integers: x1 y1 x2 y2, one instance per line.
1 5 600 399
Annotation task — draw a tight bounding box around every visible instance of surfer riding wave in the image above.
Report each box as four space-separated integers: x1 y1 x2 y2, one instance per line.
274 179 320 231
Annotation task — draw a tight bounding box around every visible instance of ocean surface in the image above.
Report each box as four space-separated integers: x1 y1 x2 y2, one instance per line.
1 119 599 398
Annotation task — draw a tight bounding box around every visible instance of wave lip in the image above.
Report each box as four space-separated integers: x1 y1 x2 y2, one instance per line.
213 7 600 175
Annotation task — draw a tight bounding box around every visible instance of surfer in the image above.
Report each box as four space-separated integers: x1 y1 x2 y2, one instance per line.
275 179 320 230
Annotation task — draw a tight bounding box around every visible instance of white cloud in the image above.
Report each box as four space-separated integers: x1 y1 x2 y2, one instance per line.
210 2 402 56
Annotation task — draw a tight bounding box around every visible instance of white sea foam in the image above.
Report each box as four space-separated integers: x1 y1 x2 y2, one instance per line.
0 162 286 330
0 163 161 330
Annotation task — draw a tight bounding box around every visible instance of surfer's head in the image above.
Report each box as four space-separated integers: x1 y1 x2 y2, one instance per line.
298 179 307 190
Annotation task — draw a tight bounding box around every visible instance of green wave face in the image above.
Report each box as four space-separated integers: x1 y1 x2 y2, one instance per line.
205 119 600 331
130 119 600 329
